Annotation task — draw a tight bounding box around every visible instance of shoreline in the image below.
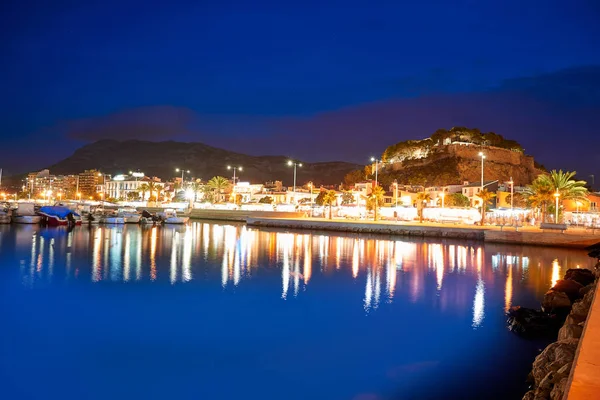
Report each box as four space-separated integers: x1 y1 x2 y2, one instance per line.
140 208 600 248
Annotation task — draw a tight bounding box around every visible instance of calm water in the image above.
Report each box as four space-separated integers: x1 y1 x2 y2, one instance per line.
0 223 594 400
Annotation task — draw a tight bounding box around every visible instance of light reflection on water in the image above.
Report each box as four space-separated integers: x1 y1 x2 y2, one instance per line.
0 222 595 400
2 223 593 320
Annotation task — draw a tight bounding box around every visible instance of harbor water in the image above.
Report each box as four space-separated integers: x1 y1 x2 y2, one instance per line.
0 222 594 400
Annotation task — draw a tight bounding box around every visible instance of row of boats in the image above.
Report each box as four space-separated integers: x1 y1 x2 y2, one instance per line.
0 203 190 226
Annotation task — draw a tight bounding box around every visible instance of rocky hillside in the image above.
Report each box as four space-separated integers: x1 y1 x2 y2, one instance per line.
48 140 361 185
345 127 545 187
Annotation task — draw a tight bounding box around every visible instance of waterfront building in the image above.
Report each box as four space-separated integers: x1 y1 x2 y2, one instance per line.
104 174 164 201
78 169 101 198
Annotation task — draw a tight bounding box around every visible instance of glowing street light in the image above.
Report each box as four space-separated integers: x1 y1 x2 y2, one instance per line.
175 168 190 189
288 161 302 204
508 177 514 211
308 182 314 217
370 157 382 188
554 190 560 223
478 152 486 202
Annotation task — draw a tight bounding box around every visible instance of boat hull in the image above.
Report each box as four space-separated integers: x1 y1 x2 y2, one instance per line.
0 215 11 224
123 215 141 224
102 217 125 224
40 214 82 226
164 217 190 224
12 215 42 224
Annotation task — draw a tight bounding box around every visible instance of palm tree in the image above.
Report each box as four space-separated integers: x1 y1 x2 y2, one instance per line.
370 186 385 221
190 181 204 202
146 181 158 202
207 176 231 203
416 192 431 223
477 188 496 225
138 183 149 201
525 170 588 223
322 190 338 220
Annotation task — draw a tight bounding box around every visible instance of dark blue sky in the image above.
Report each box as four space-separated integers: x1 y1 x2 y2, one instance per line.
1 0 600 180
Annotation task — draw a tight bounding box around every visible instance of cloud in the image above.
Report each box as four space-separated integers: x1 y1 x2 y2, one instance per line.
65 106 197 141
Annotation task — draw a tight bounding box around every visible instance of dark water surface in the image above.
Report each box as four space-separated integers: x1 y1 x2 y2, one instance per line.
0 223 594 400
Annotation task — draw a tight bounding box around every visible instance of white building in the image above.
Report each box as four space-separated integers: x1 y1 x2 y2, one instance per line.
103 174 164 200
233 182 264 203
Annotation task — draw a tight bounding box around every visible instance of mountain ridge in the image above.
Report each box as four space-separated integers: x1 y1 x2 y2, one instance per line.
47 139 361 185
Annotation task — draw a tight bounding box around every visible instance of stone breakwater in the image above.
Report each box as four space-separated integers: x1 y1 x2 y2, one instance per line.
246 218 484 240
508 262 600 400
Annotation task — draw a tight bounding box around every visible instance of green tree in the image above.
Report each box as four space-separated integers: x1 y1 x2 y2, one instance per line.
370 186 385 221
416 192 431 223
314 191 326 206
207 176 232 203
477 189 496 224
258 196 273 204
445 193 470 207
190 181 204 202
344 169 365 188
322 190 338 220
505 192 527 208
341 190 355 205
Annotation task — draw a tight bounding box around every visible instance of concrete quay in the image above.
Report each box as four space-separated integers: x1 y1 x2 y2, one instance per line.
245 217 600 249
565 277 600 400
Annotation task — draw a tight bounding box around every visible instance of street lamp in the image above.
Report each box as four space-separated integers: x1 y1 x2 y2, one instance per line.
393 180 398 208
227 166 242 204
478 152 486 197
287 161 302 204
554 190 560 223
175 168 190 189
508 177 514 212
308 182 314 217
370 157 382 188
77 192 82 203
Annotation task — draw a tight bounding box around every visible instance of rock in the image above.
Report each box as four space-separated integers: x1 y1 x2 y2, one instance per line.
530 339 578 386
550 378 568 400
551 279 584 302
522 390 535 400
579 283 595 298
507 306 562 338
564 268 595 286
557 323 583 341
542 290 571 312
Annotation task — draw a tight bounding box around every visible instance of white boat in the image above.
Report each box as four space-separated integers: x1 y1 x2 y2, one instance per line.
117 208 141 224
12 203 42 224
158 209 190 224
101 216 126 224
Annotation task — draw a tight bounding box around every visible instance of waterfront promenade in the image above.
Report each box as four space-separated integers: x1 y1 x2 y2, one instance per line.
565 280 600 400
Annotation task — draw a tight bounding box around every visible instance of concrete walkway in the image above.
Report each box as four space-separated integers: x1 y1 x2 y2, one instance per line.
565 284 600 400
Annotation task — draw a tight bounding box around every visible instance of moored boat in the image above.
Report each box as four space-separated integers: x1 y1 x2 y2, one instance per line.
38 206 82 226
101 216 126 224
158 209 190 224
12 203 42 224
117 208 141 224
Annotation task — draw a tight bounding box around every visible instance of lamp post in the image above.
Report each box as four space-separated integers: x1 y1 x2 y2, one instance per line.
508 177 514 212
393 180 398 209
287 161 302 204
308 182 314 217
370 157 381 188
554 190 560 223
440 191 445 209
478 152 485 194
77 192 82 204
97 173 108 212
175 168 190 190
227 166 242 204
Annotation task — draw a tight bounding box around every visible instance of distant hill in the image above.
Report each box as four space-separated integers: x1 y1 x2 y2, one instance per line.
47 139 361 185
